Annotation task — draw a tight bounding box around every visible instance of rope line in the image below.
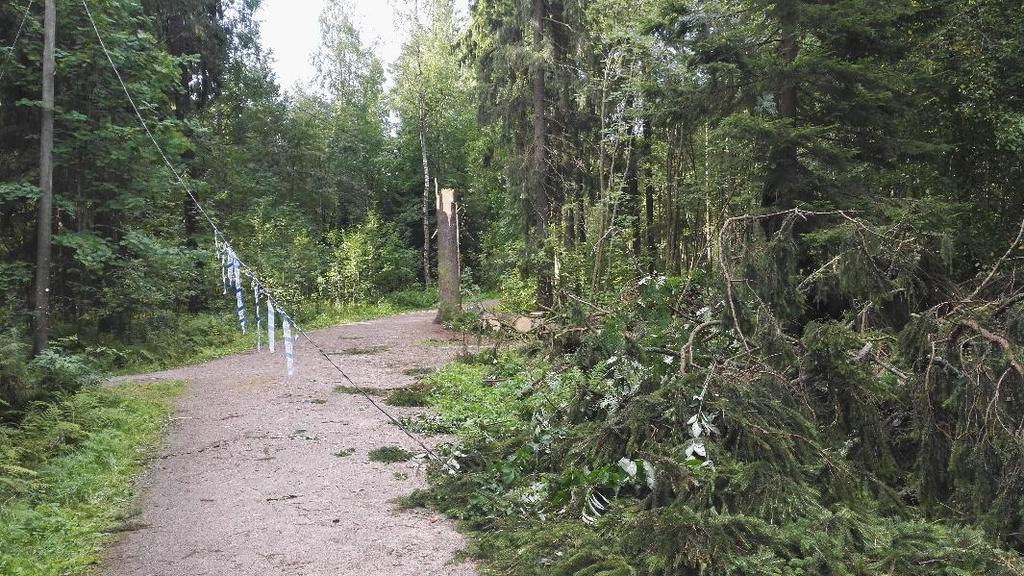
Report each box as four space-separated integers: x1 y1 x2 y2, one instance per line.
0 0 35 84
80 0 454 472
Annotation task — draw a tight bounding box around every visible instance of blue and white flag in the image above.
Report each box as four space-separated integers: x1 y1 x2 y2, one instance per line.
215 236 227 295
233 256 246 333
282 313 294 376
253 278 262 352
220 247 228 295
225 249 234 290
267 298 276 353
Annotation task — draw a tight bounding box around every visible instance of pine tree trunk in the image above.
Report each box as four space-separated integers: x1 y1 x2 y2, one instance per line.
645 177 656 273
665 130 678 274
531 0 551 307
576 181 586 245
625 122 642 260
642 121 656 273
179 79 203 313
762 0 802 214
32 0 56 356
703 121 713 264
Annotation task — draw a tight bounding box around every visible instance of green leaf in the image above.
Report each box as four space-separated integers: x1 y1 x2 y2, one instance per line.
53 232 115 272
0 183 40 203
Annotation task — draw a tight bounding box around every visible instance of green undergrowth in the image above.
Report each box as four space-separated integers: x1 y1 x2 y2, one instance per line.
423 354 551 441
406 277 1024 575
391 355 542 437
0 380 185 575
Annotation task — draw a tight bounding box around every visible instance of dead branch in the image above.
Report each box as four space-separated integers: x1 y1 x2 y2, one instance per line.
969 215 1024 301
680 320 719 375
797 255 842 293
959 319 1024 377
563 291 612 315
717 208 862 352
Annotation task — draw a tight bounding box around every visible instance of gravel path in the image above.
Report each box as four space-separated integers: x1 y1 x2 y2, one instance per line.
102 310 476 576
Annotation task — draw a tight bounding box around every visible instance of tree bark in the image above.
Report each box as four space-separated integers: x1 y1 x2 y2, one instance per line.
531 0 551 307
435 187 461 322
665 129 679 274
414 8 432 288
182 147 203 313
642 120 655 272
761 0 802 214
645 168 656 273
149 9 210 314
32 0 56 357
625 121 641 260
576 180 586 245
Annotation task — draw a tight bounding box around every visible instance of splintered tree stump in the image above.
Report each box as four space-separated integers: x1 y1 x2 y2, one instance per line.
435 187 461 323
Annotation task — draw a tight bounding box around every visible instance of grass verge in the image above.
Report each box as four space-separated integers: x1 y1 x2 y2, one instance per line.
0 380 186 576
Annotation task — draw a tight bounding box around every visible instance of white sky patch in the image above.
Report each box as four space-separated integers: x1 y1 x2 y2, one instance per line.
257 0 468 93
257 0 396 91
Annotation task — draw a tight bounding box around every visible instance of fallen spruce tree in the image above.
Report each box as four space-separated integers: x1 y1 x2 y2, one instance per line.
413 203 1024 575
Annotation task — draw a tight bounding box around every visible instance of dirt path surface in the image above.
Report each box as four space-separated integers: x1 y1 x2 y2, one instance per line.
103 311 476 576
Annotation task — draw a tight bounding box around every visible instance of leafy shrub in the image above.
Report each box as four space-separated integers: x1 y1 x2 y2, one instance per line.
496 274 537 314
27 350 103 396
0 331 102 418
386 288 437 309
0 331 30 413
320 212 418 303
234 199 324 305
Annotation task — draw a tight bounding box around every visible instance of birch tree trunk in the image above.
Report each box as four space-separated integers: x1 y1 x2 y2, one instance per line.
415 18 432 288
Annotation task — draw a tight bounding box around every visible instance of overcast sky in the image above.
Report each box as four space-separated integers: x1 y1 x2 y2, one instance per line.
256 0 468 92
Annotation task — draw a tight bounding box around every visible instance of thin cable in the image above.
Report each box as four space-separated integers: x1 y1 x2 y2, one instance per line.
0 0 35 84
80 0 456 473
80 0 221 237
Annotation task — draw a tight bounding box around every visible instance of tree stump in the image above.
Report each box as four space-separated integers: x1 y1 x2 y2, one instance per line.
435 187 461 322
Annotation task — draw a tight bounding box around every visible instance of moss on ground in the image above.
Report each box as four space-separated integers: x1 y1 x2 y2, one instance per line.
333 385 380 395
368 446 414 463
384 384 431 407
337 345 390 355
402 367 434 377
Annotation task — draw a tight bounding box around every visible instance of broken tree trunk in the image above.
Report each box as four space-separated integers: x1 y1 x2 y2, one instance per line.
435 186 461 323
